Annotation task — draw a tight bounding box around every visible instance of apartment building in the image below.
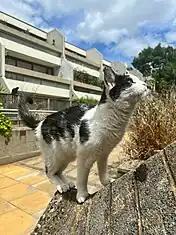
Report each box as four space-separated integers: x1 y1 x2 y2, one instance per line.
0 11 144 111
0 12 104 109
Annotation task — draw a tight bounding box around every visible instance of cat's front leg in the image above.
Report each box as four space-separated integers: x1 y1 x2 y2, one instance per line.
76 155 94 203
45 165 75 193
59 174 75 189
97 156 114 186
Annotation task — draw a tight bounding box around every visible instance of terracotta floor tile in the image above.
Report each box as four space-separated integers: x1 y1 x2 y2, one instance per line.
2 168 33 179
11 190 50 214
35 180 56 196
20 174 47 185
0 201 16 215
33 208 46 219
20 156 42 165
88 172 99 182
64 163 76 173
65 168 77 179
0 196 5 204
0 209 36 235
0 164 22 173
0 183 36 201
0 177 18 189
20 156 44 170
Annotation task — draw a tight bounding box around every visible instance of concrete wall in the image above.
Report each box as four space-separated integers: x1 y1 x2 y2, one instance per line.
86 48 103 67
1 37 61 66
59 58 74 81
47 29 65 53
0 127 40 165
0 12 46 40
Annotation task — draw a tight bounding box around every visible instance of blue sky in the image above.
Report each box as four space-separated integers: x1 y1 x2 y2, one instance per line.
1 0 176 64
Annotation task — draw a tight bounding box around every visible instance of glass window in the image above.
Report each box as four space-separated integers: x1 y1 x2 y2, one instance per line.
47 68 53 75
17 60 32 70
5 57 16 66
33 64 47 73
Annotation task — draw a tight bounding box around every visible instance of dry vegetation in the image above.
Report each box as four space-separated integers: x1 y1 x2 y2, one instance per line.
125 90 176 160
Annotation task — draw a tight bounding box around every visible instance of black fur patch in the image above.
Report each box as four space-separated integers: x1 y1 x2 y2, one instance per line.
79 120 90 144
102 66 134 102
109 75 133 101
45 166 48 175
41 104 94 144
99 86 107 105
18 96 39 130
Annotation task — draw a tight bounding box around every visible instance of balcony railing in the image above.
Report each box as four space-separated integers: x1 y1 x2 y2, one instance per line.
0 93 70 126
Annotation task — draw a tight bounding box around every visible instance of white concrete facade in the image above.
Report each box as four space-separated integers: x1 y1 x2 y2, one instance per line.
0 11 143 103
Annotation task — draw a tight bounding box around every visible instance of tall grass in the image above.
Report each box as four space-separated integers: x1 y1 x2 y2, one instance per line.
125 90 176 160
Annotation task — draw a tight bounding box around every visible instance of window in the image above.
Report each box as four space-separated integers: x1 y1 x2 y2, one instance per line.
47 68 53 75
16 74 24 81
33 64 47 73
5 57 16 66
5 72 17 80
17 60 32 70
5 56 54 75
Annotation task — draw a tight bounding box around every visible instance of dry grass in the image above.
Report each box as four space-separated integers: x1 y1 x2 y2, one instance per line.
125 90 176 160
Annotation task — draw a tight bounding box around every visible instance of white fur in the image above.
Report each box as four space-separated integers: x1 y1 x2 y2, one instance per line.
35 72 148 203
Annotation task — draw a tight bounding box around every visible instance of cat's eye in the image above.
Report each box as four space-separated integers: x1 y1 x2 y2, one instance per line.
128 79 135 85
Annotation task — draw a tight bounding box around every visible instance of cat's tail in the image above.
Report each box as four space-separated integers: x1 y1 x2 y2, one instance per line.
18 96 39 130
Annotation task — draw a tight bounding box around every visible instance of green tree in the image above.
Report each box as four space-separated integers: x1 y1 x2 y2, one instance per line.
132 43 176 91
0 85 13 144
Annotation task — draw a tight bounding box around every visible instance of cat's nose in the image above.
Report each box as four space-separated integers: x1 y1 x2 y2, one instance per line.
146 84 151 90
142 82 151 90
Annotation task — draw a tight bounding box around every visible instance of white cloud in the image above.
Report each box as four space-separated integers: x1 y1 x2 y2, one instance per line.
112 38 147 58
0 0 176 60
165 31 176 43
0 0 39 24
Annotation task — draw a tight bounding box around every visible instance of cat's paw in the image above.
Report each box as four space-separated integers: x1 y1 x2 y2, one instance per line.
57 184 70 193
101 177 115 186
57 181 75 193
76 192 89 204
68 181 75 189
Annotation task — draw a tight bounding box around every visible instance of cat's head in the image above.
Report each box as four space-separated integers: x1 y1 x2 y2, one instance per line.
100 66 149 104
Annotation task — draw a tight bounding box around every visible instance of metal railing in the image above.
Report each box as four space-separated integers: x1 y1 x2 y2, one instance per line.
1 109 57 126
0 93 70 126
0 93 70 110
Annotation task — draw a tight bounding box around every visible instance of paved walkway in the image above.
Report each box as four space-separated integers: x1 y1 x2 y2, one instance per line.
0 137 130 235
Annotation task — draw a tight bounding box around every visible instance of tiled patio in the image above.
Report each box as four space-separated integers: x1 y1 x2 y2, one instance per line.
0 162 53 235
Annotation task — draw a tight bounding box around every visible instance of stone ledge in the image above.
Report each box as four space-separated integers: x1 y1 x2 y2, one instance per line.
0 150 41 165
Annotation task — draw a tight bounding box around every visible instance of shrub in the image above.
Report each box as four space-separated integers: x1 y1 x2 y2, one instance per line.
125 90 176 160
74 69 103 88
73 96 98 105
0 97 13 144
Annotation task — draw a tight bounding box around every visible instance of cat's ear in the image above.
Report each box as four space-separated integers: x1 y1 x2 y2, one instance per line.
103 66 116 90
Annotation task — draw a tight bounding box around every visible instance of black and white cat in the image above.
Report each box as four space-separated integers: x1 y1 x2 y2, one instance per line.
18 66 149 203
